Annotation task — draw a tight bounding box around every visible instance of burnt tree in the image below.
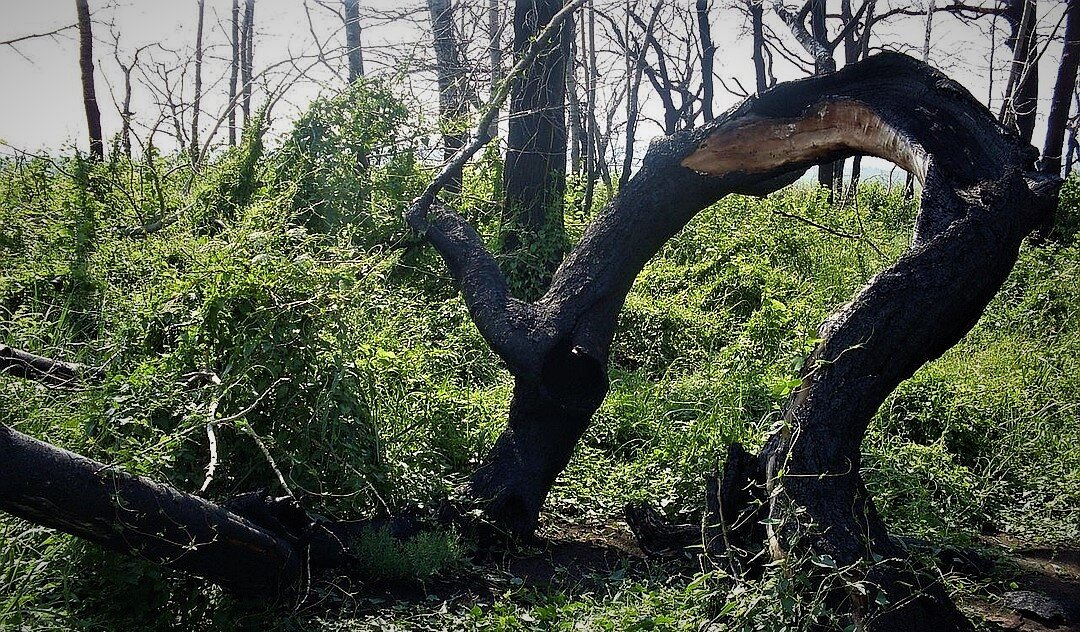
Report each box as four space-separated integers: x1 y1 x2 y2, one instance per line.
409 52 1057 628
427 0 473 194
344 0 365 84
1039 0 1079 175
501 0 572 294
75 0 103 161
0 46 1059 628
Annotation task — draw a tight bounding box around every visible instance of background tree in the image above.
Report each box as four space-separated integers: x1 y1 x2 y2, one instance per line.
76 0 104 161
1039 0 1079 175
344 0 365 83
500 0 572 297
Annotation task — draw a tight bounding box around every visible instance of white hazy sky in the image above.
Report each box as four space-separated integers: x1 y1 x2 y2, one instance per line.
0 0 1069 165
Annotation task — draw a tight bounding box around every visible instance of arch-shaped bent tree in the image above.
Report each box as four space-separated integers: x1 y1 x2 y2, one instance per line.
408 52 1058 629
0 52 1059 630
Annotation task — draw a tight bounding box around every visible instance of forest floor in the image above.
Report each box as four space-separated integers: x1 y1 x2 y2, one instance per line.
321 518 1080 631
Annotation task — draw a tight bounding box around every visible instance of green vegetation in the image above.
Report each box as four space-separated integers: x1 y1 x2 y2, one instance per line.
1 85 1078 630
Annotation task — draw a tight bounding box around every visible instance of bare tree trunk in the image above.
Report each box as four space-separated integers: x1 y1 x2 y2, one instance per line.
1000 0 1039 143
749 0 768 93
116 53 135 159
343 0 364 83
229 0 239 146
0 424 301 596
568 27 583 173
500 0 571 296
241 0 255 130
190 0 206 165
696 0 715 120
428 0 471 194
810 0 836 192
488 0 502 141
583 0 600 211
848 0 877 194
1039 0 1079 175
76 0 103 161
620 1 660 191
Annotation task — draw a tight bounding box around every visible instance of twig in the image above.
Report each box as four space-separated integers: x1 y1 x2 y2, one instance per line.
770 208 885 258
199 377 290 494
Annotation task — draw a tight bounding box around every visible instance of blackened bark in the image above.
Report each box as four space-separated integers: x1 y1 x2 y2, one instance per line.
75 0 103 161
696 0 715 121
240 0 255 129
343 0 365 84
0 344 102 387
1039 0 1079 175
0 424 302 597
190 0 206 164
635 54 1056 630
749 0 768 93
501 0 571 291
428 0 470 194
810 0 837 192
414 51 1057 629
1001 0 1039 144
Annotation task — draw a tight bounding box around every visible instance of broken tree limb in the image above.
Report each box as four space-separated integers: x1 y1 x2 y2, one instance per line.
0 344 103 387
0 424 303 597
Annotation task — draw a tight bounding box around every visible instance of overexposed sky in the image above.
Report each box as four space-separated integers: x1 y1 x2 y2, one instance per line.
0 0 1069 167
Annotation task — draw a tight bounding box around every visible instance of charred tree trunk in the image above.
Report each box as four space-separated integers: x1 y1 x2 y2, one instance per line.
1001 0 1039 144
0 424 302 597
697 0 715 121
501 0 571 295
343 0 365 84
240 0 255 130
749 0 768 93
848 0 876 195
810 0 837 193
1039 0 1079 175
428 0 471 194
190 0 206 165
229 0 239 147
75 0 103 161
409 53 1057 629
629 55 1056 630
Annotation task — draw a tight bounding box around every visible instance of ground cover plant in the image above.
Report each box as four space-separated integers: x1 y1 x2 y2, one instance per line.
1 73 1079 631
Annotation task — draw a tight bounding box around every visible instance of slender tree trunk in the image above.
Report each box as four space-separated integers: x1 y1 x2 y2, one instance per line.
343 0 364 84
1000 0 1039 143
190 0 206 164
229 0 239 147
583 0 600 211
696 0 715 121
749 0 768 93
118 59 134 159
810 0 836 192
848 0 876 194
567 27 583 173
488 0 502 141
1039 0 1079 175
76 0 103 161
428 0 470 194
241 0 255 129
500 0 571 296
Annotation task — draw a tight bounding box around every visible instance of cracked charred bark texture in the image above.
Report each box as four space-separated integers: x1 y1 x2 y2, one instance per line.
414 53 1057 628
0 424 302 596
